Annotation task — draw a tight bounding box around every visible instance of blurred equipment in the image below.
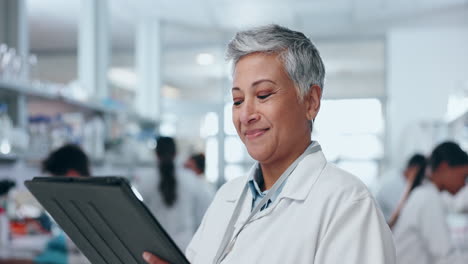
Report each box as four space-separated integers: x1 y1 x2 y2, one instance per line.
0 180 15 196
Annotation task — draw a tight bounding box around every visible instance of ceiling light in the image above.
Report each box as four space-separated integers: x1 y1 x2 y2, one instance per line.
196 53 215 66
108 67 137 91
0 139 11 155
162 85 180 99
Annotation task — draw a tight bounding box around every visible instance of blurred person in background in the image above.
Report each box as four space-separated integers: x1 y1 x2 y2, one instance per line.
41 144 91 177
184 153 216 226
375 153 426 222
36 144 91 264
0 179 15 197
143 24 395 264
133 137 214 251
393 141 468 264
184 153 206 178
0 143 91 264
0 180 15 251
387 154 427 228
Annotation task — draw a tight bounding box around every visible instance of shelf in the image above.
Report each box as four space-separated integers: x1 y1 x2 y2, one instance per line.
0 150 154 168
0 80 113 114
0 153 18 162
91 158 154 168
0 80 158 124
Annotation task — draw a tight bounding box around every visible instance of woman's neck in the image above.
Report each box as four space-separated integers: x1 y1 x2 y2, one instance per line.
259 142 311 191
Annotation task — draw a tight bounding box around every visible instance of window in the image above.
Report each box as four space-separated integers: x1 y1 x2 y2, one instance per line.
200 112 220 183
205 137 218 183
315 98 384 186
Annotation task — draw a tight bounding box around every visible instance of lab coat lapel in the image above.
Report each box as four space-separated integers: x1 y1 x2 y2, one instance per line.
279 150 327 201
223 164 257 230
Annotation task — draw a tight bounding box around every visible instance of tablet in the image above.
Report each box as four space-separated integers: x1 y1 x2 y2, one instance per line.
24 176 190 264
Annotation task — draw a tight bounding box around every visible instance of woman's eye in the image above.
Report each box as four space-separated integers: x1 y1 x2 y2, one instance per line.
233 100 243 106
257 94 271 100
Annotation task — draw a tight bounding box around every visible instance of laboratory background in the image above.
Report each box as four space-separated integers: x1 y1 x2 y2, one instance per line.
0 0 467 263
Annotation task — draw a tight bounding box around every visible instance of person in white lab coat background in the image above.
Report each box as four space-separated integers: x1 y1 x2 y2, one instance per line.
393 141 468 264
0 144 91 264
143 24 395 264
387 153 427 228
375 153 426 222
184 153 216 227
133 137 214 251
450 184 468 213
184 153 206 178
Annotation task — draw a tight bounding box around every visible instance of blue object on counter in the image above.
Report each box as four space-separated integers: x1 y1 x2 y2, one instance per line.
34 232 68 264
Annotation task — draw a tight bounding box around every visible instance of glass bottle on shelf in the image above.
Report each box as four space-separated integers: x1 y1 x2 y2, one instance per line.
28 54 38 86
0 104 12 155
11 53 23 82
1 48 15 81
0 44 8 79
28 115 52 160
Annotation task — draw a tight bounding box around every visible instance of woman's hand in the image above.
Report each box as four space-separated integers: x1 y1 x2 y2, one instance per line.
142 252 170 264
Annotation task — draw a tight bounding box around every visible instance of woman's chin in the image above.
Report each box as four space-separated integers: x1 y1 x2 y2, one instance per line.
246 148 273 163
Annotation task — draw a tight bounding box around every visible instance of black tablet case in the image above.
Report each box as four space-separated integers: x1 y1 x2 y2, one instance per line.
24 176 190 264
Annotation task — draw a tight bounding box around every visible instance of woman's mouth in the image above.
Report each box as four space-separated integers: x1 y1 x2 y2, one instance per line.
245 128 269 139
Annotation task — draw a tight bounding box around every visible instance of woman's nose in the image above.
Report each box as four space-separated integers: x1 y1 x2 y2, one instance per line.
239 100 259 125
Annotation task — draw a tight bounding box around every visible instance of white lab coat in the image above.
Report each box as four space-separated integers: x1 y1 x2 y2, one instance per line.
186 148 396 264
393 182 468 264
443 185 468 214
133 166 214 250
454 186 468 213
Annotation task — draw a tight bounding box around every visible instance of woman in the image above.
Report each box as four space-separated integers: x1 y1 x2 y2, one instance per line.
144 24 395 264
0 144 92 264
134 137 213 250
393 141 468 264
387 153 427 228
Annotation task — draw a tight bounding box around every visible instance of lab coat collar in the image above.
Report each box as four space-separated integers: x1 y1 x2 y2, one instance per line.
278 148 327 201
224 146 327 203
224 164 257 203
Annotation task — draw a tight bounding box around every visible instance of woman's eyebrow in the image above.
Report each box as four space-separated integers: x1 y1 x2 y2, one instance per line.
231 79 277 92
252 79 276 87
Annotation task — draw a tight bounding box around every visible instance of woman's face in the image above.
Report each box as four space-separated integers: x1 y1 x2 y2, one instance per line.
231 53 320 166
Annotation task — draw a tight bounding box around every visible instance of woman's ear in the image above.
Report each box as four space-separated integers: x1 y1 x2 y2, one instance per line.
305 85 322 121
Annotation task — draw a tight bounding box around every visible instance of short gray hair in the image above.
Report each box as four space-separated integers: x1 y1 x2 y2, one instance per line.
226 24 325 99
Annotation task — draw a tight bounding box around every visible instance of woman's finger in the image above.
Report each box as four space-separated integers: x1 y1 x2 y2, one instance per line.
142 252 169 264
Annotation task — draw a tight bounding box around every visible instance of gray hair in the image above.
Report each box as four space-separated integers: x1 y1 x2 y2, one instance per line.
226 24 325 99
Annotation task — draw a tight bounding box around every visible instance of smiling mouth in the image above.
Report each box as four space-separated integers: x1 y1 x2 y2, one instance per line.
245 128 269 139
